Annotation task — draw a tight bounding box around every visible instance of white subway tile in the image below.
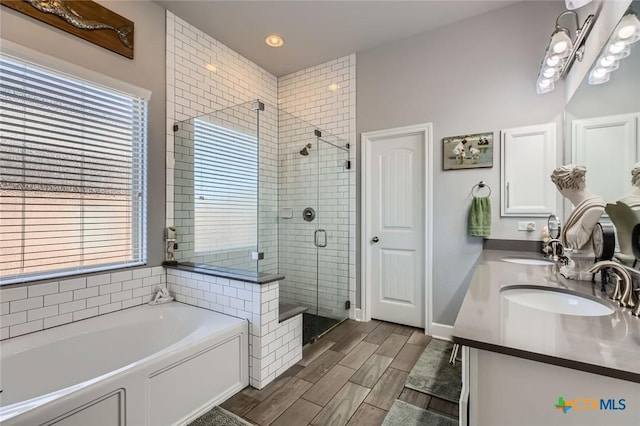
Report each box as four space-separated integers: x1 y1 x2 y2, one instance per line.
27 282 59 298
1 311 27 327
1 287 28 302
10 319 43 337
27 305 58 321
44 313 73 328
74 287 99 301
87 274 111 287
73 307 99 322
111 271 133 283
44 291 73 306
59 300 86 315
10 296 43 313
99 302 122 315
59 277 87 292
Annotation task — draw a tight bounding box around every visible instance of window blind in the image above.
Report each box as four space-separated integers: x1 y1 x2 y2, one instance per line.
0 53 147 285
194 120 257 253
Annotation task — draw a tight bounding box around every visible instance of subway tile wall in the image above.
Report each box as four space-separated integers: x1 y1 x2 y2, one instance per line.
277 56 357 319
0 267 166 340
167 269 302 388
166 12 279 274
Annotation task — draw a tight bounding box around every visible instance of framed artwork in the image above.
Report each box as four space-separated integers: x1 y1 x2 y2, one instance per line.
443 131 493 170
1 0 134 59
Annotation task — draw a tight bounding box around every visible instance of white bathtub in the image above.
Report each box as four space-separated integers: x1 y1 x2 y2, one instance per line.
0 302 248 426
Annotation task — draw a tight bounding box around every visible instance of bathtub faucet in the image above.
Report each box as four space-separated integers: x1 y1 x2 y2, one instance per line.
149 287 174 305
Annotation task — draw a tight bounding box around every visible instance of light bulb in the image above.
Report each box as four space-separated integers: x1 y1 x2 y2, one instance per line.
553 40 569 53
593 68 608 78
539 79 552 88
265 35 284 47
600 56 615 67
546 55 561 67
618 25 636 39
609 41 626 54
543 68 556 78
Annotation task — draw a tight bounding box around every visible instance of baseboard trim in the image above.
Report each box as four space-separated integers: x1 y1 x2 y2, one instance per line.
354 308 363 321
430 322 453 341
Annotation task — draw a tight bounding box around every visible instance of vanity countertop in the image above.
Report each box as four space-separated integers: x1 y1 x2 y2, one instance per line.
452 249 640 383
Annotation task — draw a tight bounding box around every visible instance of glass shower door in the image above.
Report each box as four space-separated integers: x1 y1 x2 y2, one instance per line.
314 132 351 338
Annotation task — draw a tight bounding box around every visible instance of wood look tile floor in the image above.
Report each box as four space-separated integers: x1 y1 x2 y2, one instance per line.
221 319 459 426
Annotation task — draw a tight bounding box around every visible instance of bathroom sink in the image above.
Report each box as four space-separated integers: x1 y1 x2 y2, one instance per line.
501 257 554 266
501 286 614 316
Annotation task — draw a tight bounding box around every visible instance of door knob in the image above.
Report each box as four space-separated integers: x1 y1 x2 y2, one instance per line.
371 236 379 243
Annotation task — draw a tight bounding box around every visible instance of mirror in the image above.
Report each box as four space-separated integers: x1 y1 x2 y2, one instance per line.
548 214 561 239
565 1 640 205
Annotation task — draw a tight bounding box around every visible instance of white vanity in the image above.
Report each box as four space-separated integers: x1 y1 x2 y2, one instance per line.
453 250 640 426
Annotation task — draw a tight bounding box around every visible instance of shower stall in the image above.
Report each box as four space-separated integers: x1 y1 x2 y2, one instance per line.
172 100 351 344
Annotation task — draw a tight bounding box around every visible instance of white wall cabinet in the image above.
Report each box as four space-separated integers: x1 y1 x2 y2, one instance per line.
572 113 639 204
500 123 557 216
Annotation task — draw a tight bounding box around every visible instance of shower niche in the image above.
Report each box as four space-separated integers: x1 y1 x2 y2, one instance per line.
172 100 351 344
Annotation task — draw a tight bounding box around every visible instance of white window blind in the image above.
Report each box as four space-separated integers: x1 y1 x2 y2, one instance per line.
194 120 257 253
0 53 147 285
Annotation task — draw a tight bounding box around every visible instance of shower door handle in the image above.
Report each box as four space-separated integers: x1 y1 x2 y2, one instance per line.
315 229 328 248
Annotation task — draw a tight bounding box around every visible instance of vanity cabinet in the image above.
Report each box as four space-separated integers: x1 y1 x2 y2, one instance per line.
460 347 640 426
500 123 557 216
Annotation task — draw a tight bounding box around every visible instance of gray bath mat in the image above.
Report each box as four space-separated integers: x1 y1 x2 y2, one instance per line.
189 406 253 426
405 339 462 403
382 400 458 426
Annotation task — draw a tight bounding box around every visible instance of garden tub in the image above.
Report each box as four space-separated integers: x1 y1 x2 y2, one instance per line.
0 302 248 426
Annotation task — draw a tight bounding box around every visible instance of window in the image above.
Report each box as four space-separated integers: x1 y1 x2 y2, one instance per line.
193 119 257 254
0 44 148 285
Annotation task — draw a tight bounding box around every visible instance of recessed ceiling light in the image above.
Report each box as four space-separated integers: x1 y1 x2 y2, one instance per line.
265 35 284 47
328 83 340 91
205 64 218 72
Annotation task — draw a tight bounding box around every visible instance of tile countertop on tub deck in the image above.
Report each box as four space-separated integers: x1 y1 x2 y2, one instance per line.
452 249 640 384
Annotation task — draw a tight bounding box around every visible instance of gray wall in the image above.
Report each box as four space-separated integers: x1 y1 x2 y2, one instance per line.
356 0 567 325
1 0 167 267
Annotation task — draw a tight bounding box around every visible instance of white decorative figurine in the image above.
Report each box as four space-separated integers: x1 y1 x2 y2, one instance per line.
550 165 606 280
605 162 640 265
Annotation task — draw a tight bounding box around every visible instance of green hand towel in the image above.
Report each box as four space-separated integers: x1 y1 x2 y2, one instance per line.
469 196 491 237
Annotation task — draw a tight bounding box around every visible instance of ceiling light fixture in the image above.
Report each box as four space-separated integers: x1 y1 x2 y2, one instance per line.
536 10 595 94
565 0 592 10
265 34 284 48
588 9 640 85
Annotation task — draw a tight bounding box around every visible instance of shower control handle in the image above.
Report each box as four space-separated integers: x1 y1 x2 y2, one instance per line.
315 229 328 248
371 236 379 243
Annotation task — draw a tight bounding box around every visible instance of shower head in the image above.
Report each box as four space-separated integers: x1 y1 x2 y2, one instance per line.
299 143 312 156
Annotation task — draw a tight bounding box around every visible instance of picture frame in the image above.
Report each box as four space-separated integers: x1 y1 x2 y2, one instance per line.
442 131 493 170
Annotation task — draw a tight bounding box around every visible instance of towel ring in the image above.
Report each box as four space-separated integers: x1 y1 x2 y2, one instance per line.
472 181 491 197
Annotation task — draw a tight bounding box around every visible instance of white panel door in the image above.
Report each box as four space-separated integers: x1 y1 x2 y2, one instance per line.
572 113 639 204
368 131 425 327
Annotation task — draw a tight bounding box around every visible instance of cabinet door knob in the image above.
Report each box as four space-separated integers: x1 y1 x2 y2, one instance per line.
371 236 379 243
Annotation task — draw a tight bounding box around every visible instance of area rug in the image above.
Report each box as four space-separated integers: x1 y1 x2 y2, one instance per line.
405 339 462 403
188 406 253 426
382 400 458 426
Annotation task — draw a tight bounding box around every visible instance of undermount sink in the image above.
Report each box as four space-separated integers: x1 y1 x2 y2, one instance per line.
501 257 554 266
500 286 614 316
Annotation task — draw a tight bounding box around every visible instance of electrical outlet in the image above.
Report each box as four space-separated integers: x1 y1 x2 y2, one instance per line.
518 221 536 232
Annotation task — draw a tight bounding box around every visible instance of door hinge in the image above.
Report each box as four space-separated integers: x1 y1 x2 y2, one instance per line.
345 300 351 310
344 160 351 170
173 124 178 132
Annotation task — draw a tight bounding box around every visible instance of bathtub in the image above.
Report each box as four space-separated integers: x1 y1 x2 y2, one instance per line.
0 302 248 426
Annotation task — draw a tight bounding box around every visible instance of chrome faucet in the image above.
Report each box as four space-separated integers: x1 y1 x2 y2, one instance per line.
587 261 636 309
545 238 565 262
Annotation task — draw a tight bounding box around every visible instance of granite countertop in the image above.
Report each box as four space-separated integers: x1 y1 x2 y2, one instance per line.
452 249 640 383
